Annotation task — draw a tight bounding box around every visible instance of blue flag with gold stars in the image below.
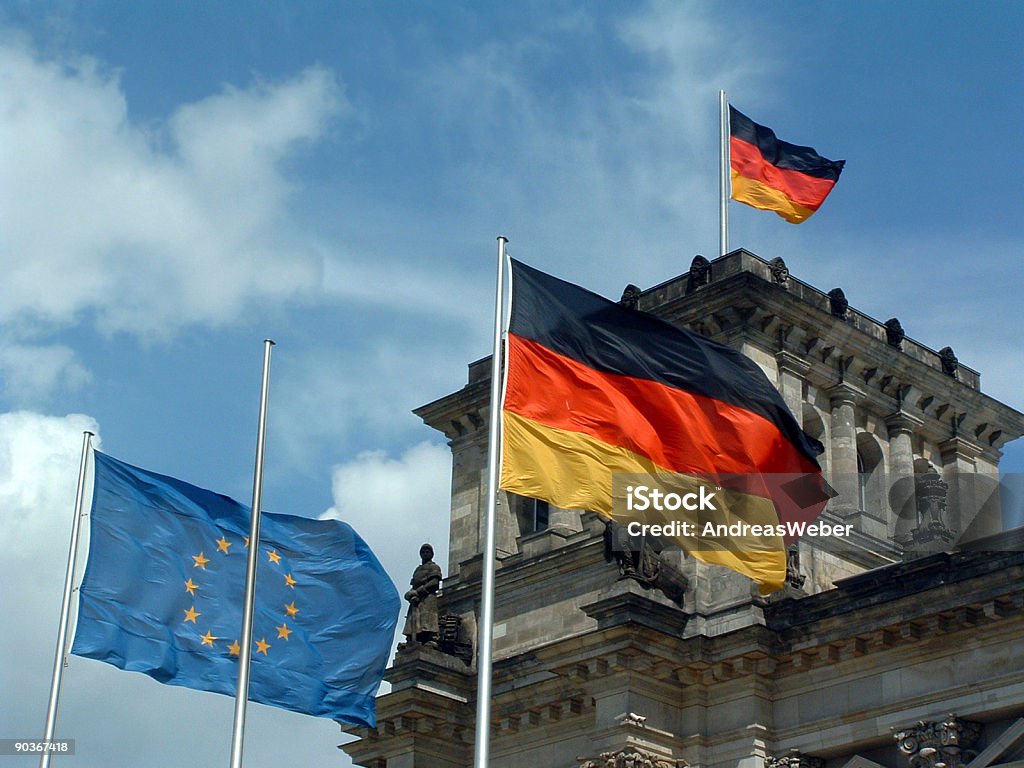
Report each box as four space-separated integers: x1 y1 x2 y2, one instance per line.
71 451 400 728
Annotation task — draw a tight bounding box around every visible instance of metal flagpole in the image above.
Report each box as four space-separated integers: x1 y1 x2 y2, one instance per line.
40 430 93 768
474 236 508 768
720 89 730 257
229 339 275 768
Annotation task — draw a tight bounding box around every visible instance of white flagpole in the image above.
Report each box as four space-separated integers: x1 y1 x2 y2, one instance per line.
229 339 275 768
720 89 731 257
474 236 508 768
40 430 93 768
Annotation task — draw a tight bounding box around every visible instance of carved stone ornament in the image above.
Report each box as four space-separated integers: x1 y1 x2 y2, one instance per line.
939 346 959 379
893 715 981 768
885 317 905 348
827 288 849 319
769 256 790 286
435 612 474 664
785 545 806 590
578 748 685 768
911 466 955 544
765 749 825 768
615 712 647 728
620 284 642 310
603 521 688 606
687 255 711 292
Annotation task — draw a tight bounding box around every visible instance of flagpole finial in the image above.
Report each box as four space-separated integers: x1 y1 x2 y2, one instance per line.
263 339 276 346
497 234 508 243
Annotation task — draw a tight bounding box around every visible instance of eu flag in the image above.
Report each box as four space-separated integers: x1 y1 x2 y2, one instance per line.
71 451 400 728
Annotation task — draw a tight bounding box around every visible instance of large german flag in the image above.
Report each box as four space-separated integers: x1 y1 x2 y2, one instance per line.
729 105 845 224
500 260 827 592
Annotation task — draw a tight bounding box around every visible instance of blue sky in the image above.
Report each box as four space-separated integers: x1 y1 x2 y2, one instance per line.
1 2 1022 766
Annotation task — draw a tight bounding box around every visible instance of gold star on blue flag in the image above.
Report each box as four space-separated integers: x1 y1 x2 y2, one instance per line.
71 451 400 728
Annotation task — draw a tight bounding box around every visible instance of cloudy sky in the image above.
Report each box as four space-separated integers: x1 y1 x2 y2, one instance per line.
1 2 1022 766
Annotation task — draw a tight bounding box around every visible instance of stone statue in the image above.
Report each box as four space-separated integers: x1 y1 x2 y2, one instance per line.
785 544 806 590
687 255 711 292
939 346 959 378
402 543 442 646
769 256 789 286
885 317 905 348
827 288 849 319
619 284 641 310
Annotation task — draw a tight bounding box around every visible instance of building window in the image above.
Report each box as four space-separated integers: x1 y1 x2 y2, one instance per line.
515 495 550 535
857 451 868 511
528 498 549 533
855 432 885 514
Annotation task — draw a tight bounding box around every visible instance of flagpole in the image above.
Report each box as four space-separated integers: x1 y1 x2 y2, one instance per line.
474 236 508 768
40 430 93 768
229 339 275 768
720 89 730 257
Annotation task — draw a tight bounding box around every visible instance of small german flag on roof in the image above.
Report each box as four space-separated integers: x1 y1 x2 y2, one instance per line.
729 106 845 224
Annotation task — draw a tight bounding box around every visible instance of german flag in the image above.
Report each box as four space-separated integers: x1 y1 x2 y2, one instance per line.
729 105 845 224
500 260 827 592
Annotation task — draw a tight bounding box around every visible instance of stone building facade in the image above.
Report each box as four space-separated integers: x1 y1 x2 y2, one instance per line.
341 250 1024 768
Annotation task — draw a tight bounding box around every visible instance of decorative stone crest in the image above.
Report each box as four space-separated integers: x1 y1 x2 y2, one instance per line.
769 256 790 286
765 749 825 768
885 317 905 349
620 284 642 310
435 612 475 664
893 715 981 768
579 748 684 768
939 346 959 379
827 288 849 319
687 255 711 292
603 521 688 606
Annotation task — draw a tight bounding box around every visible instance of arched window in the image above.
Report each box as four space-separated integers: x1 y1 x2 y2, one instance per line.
855 433 885 514
802 404 828 474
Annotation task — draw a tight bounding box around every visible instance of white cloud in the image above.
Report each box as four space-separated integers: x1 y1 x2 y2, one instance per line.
0 38 343 338
323 441 452 601
0 341 91 403
0 410 99 548
0 411 98 737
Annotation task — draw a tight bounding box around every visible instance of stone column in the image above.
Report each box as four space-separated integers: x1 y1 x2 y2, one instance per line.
775 351 809 425
886 411 921 543
827 383 863 518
